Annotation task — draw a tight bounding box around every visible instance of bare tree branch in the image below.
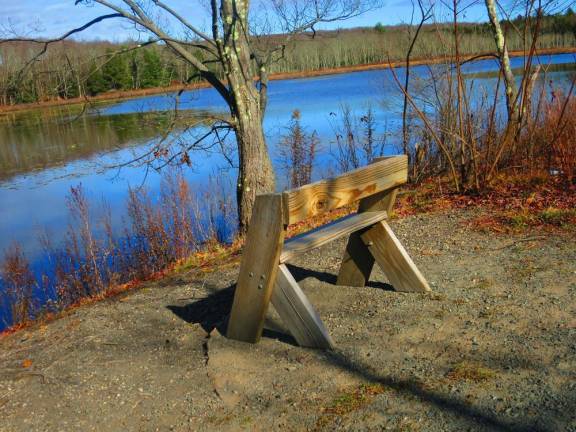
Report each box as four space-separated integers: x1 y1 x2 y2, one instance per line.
1 13 122 44
402 0 434 154
88 0 233 106
1 14 123 86
152 0 217 47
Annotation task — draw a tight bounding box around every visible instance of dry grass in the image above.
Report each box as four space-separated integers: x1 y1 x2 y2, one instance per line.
314 384 387 430
392 169 576 234
0 170 234 333
446 362 497 383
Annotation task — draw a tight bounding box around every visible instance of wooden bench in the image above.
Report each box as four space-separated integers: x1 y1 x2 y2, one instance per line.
227 155 430 349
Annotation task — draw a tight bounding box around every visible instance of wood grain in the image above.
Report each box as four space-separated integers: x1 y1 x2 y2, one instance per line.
227 194 286 343
361 221 431 293
271 264 334 349
280 211 388 264
283 155 407 225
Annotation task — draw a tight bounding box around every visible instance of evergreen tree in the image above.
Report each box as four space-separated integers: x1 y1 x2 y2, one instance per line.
85 61 107 95
140 49 163 88
102 49 130 90
374 22 386 33
129 51 139 89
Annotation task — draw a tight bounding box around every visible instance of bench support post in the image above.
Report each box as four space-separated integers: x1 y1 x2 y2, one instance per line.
361 221 430 293
336 231 375 287
227 194 286 343
271 264 334 349
337 187 398 286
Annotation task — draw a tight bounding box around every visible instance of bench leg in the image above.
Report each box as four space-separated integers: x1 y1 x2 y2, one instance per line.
336 186 398 287
271 264 334 349
361 221 430 293
336 231 375 287
227 194 286 343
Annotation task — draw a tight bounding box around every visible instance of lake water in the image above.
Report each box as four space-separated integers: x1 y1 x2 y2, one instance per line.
1 53 575 265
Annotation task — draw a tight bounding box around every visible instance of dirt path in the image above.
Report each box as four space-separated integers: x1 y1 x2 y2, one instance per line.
0 208 574 431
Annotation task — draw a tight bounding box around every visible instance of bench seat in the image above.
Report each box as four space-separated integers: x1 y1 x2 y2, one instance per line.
280 211 388 263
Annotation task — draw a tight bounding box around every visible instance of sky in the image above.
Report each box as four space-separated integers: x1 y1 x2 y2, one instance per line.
0 0 490 42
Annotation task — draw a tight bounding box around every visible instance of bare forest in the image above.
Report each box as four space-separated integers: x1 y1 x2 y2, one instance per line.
1 12 575 106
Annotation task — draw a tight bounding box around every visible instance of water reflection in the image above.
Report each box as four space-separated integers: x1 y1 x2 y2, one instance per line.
0 107 217 183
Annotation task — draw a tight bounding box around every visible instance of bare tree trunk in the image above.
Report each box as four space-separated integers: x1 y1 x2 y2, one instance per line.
484 1 544 183
234 91 275 231
485 0 519 122
220 0 275 232
402 0 431 158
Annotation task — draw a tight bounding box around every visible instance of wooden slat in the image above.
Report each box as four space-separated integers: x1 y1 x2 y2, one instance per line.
361 221 431 293
271 264 334 349
227 194 286 343
337 184 400 287
280 211 387 264
283 155 407 225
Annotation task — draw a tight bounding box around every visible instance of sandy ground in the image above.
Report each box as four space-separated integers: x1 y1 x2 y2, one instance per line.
0 208 575 431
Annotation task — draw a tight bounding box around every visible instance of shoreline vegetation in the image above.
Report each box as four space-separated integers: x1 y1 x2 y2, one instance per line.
1 169 574 338
1 46 576 114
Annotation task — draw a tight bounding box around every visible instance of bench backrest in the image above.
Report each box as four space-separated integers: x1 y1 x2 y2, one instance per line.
282 155 407 225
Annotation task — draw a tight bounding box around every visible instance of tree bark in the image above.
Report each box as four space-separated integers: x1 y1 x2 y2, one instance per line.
485 0 518 122
234 91 276 231
220 0 276 232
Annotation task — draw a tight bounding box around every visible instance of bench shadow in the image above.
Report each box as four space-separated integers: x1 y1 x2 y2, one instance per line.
321 349 558 432
285 263 394 291
166 283 297 346
167 284 234 335
165 280 567 430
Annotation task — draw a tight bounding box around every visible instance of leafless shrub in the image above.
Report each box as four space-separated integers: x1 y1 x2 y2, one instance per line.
389 1 576 192
519 86 576 183
0 243 36 326
330 104 386 172
193 173 237 245
278 110 319 188
0 170 233 329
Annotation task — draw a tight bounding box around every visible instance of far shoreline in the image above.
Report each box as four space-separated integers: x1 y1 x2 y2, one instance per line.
1 46 575 115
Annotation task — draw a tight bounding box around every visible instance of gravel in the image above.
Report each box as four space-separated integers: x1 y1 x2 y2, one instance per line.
0 208 574 431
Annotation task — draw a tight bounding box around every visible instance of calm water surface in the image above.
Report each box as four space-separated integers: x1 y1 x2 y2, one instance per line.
1 53 575 262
